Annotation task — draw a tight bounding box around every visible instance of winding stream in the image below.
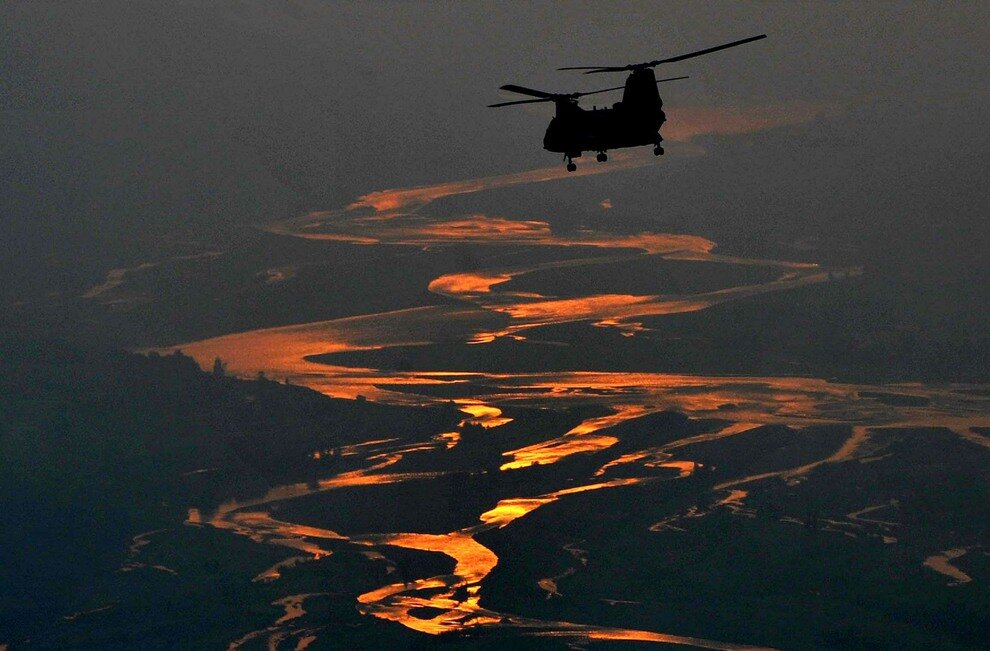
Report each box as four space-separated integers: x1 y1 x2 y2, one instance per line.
159 155 990 648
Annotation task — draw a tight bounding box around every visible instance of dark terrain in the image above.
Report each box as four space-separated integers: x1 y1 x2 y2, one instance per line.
2 342 987 649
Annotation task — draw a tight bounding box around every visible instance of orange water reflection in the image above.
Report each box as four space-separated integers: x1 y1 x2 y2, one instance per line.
923 548 974 586
168 140 990 649
595 422 759 477
355 478 647 636
580 628 776 650
300 100 827 220
501 406 648 471
345 150 683 214
662 101 831 143
479 479 642 527
194 433 743 645
456 401 513 428
181 368 990 649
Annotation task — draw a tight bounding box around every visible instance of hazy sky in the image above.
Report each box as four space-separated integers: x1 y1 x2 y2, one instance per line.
1 1 987 306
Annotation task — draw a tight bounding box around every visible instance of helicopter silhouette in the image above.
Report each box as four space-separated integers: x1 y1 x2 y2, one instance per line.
489 34 766 171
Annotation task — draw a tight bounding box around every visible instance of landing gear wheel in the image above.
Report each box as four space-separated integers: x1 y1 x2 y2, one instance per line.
566 162 577 172
654 145 665 156
596 152 608 163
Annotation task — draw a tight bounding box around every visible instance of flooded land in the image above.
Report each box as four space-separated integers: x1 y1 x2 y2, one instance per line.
3 5 989 649
4 155 987 650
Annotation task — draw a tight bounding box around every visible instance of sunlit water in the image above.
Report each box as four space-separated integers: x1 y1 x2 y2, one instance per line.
157 155 990 649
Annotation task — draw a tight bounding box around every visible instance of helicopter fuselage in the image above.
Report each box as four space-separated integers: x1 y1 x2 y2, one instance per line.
542 68 666 157
490 33 766 170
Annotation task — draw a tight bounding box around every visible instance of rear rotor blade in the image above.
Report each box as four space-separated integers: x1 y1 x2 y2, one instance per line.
489 76 688 108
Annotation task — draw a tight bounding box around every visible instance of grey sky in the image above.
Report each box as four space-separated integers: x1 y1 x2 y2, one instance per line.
1 1 987 306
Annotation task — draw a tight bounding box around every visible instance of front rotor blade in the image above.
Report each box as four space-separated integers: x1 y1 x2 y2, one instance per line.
499 84 557 99
648 34 766 65
488 97 554 108
562 34 766 73
492 75 690 106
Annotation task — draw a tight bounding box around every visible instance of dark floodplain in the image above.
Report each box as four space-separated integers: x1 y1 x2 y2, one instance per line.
5 149 989 648
3 3 989 650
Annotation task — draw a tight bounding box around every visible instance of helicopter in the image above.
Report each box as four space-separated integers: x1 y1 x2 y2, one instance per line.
489 34 766 171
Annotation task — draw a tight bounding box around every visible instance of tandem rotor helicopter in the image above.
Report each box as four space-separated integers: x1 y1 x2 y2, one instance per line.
489 34 766 171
